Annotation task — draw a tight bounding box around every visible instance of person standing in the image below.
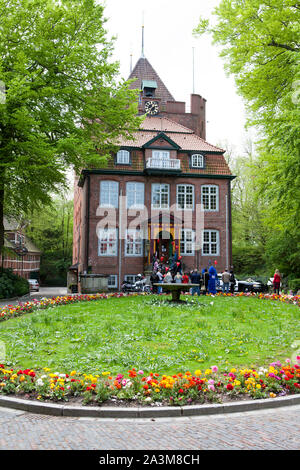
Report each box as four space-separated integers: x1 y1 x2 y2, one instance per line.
156 269 164 294
190 269 201 296
164 270 173 283
229 270 236 294
174 271 182 283
150 271 158 293
221 269 231 294
273 269 281 295
208 265 217 294
202 268 209 295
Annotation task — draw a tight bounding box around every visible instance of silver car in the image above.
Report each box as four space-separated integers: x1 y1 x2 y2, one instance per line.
28 279 39 292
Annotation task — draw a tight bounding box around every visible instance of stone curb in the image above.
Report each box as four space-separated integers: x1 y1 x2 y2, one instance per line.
0 394 300 419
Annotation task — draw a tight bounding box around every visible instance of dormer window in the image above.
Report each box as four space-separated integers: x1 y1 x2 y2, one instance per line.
191 153 204 168
142 80 157 98
116 150 130 165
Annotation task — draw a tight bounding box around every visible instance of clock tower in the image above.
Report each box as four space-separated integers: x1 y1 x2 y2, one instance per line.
128 56 206 139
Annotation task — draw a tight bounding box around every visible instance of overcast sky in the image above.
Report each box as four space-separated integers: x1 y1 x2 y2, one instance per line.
103 0 254 156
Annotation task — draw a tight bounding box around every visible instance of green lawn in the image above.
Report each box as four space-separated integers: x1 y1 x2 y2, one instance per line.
0 295 299 375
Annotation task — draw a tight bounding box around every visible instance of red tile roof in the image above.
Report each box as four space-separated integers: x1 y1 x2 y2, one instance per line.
117 116 225 153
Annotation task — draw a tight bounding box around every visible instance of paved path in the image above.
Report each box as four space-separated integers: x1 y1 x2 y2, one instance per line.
0 287 67 308
0 404 299 450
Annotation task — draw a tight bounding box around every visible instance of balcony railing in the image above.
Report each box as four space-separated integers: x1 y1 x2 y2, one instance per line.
146 158 181 170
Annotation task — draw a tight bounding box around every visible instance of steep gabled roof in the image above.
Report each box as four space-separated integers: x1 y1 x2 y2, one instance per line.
128 57 175 106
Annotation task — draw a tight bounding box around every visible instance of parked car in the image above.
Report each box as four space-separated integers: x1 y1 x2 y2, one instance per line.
28 279 39 292
237 278 267 293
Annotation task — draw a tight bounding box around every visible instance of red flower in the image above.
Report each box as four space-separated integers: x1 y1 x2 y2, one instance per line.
226 384 234 391
178 388 184 394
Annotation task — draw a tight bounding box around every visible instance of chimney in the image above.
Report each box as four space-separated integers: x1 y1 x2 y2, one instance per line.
191 94 206 140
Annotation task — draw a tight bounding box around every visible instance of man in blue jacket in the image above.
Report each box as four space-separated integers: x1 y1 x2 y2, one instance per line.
208 265 217 294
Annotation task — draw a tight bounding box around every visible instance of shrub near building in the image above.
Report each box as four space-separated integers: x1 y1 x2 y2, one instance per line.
0 268 29 299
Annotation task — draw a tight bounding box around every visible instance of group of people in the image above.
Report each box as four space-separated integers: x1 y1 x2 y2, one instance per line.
150 262 236 296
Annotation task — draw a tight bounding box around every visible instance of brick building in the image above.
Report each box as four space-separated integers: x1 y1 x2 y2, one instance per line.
73 56 235 291
2 218 41 280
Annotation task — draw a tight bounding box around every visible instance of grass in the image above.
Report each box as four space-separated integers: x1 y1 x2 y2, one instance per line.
0 294 299 375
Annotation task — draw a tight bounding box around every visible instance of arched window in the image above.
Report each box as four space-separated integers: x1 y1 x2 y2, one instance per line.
116 150 130 164
191 154 204 168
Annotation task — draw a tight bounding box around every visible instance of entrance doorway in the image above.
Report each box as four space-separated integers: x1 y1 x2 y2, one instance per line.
155 230 173 262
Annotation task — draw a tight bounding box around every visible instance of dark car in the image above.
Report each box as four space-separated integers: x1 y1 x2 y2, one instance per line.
237 278 267 293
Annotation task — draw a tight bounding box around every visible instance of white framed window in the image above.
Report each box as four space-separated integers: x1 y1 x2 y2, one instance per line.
100 181 119 208
15 233 25 245
152 150 170 160
108 275 117 288
98 228 118 256
124 274 140 284
125 229 143 256
116 150 130 164
202 230 219 256
191 154 204 168
201 185 219 211
126 182 145 208
180 229 195 255
151 183 169 209
177 184 194 210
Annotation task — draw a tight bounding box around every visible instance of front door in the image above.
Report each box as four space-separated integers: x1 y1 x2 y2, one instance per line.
155 231 173 262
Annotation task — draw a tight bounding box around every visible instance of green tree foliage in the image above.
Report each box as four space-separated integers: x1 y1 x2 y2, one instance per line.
26 195 73 286
224 142 267 277
195 0 300 278
0 0 142 250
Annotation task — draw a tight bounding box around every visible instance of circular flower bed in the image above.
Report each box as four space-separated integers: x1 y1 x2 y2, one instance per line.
0 291 299 406
0 360 299 406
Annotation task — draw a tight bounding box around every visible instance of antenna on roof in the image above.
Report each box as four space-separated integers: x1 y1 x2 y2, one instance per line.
192 47 195 94
141 11 145 58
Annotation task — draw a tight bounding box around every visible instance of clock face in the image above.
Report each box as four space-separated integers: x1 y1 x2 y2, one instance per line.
144 100 159 115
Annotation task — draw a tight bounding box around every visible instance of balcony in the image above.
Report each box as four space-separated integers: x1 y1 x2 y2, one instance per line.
145 158 181 175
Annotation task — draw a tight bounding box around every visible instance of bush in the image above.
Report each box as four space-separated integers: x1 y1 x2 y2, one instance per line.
232 244 266 275
0 268 29 299
288 279 300 294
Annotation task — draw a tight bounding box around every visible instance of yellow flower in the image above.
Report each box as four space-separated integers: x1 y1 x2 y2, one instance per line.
270 392 276 398
205 369 212 375
19 376 25 382
70 371 77 376
194 370 202 376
